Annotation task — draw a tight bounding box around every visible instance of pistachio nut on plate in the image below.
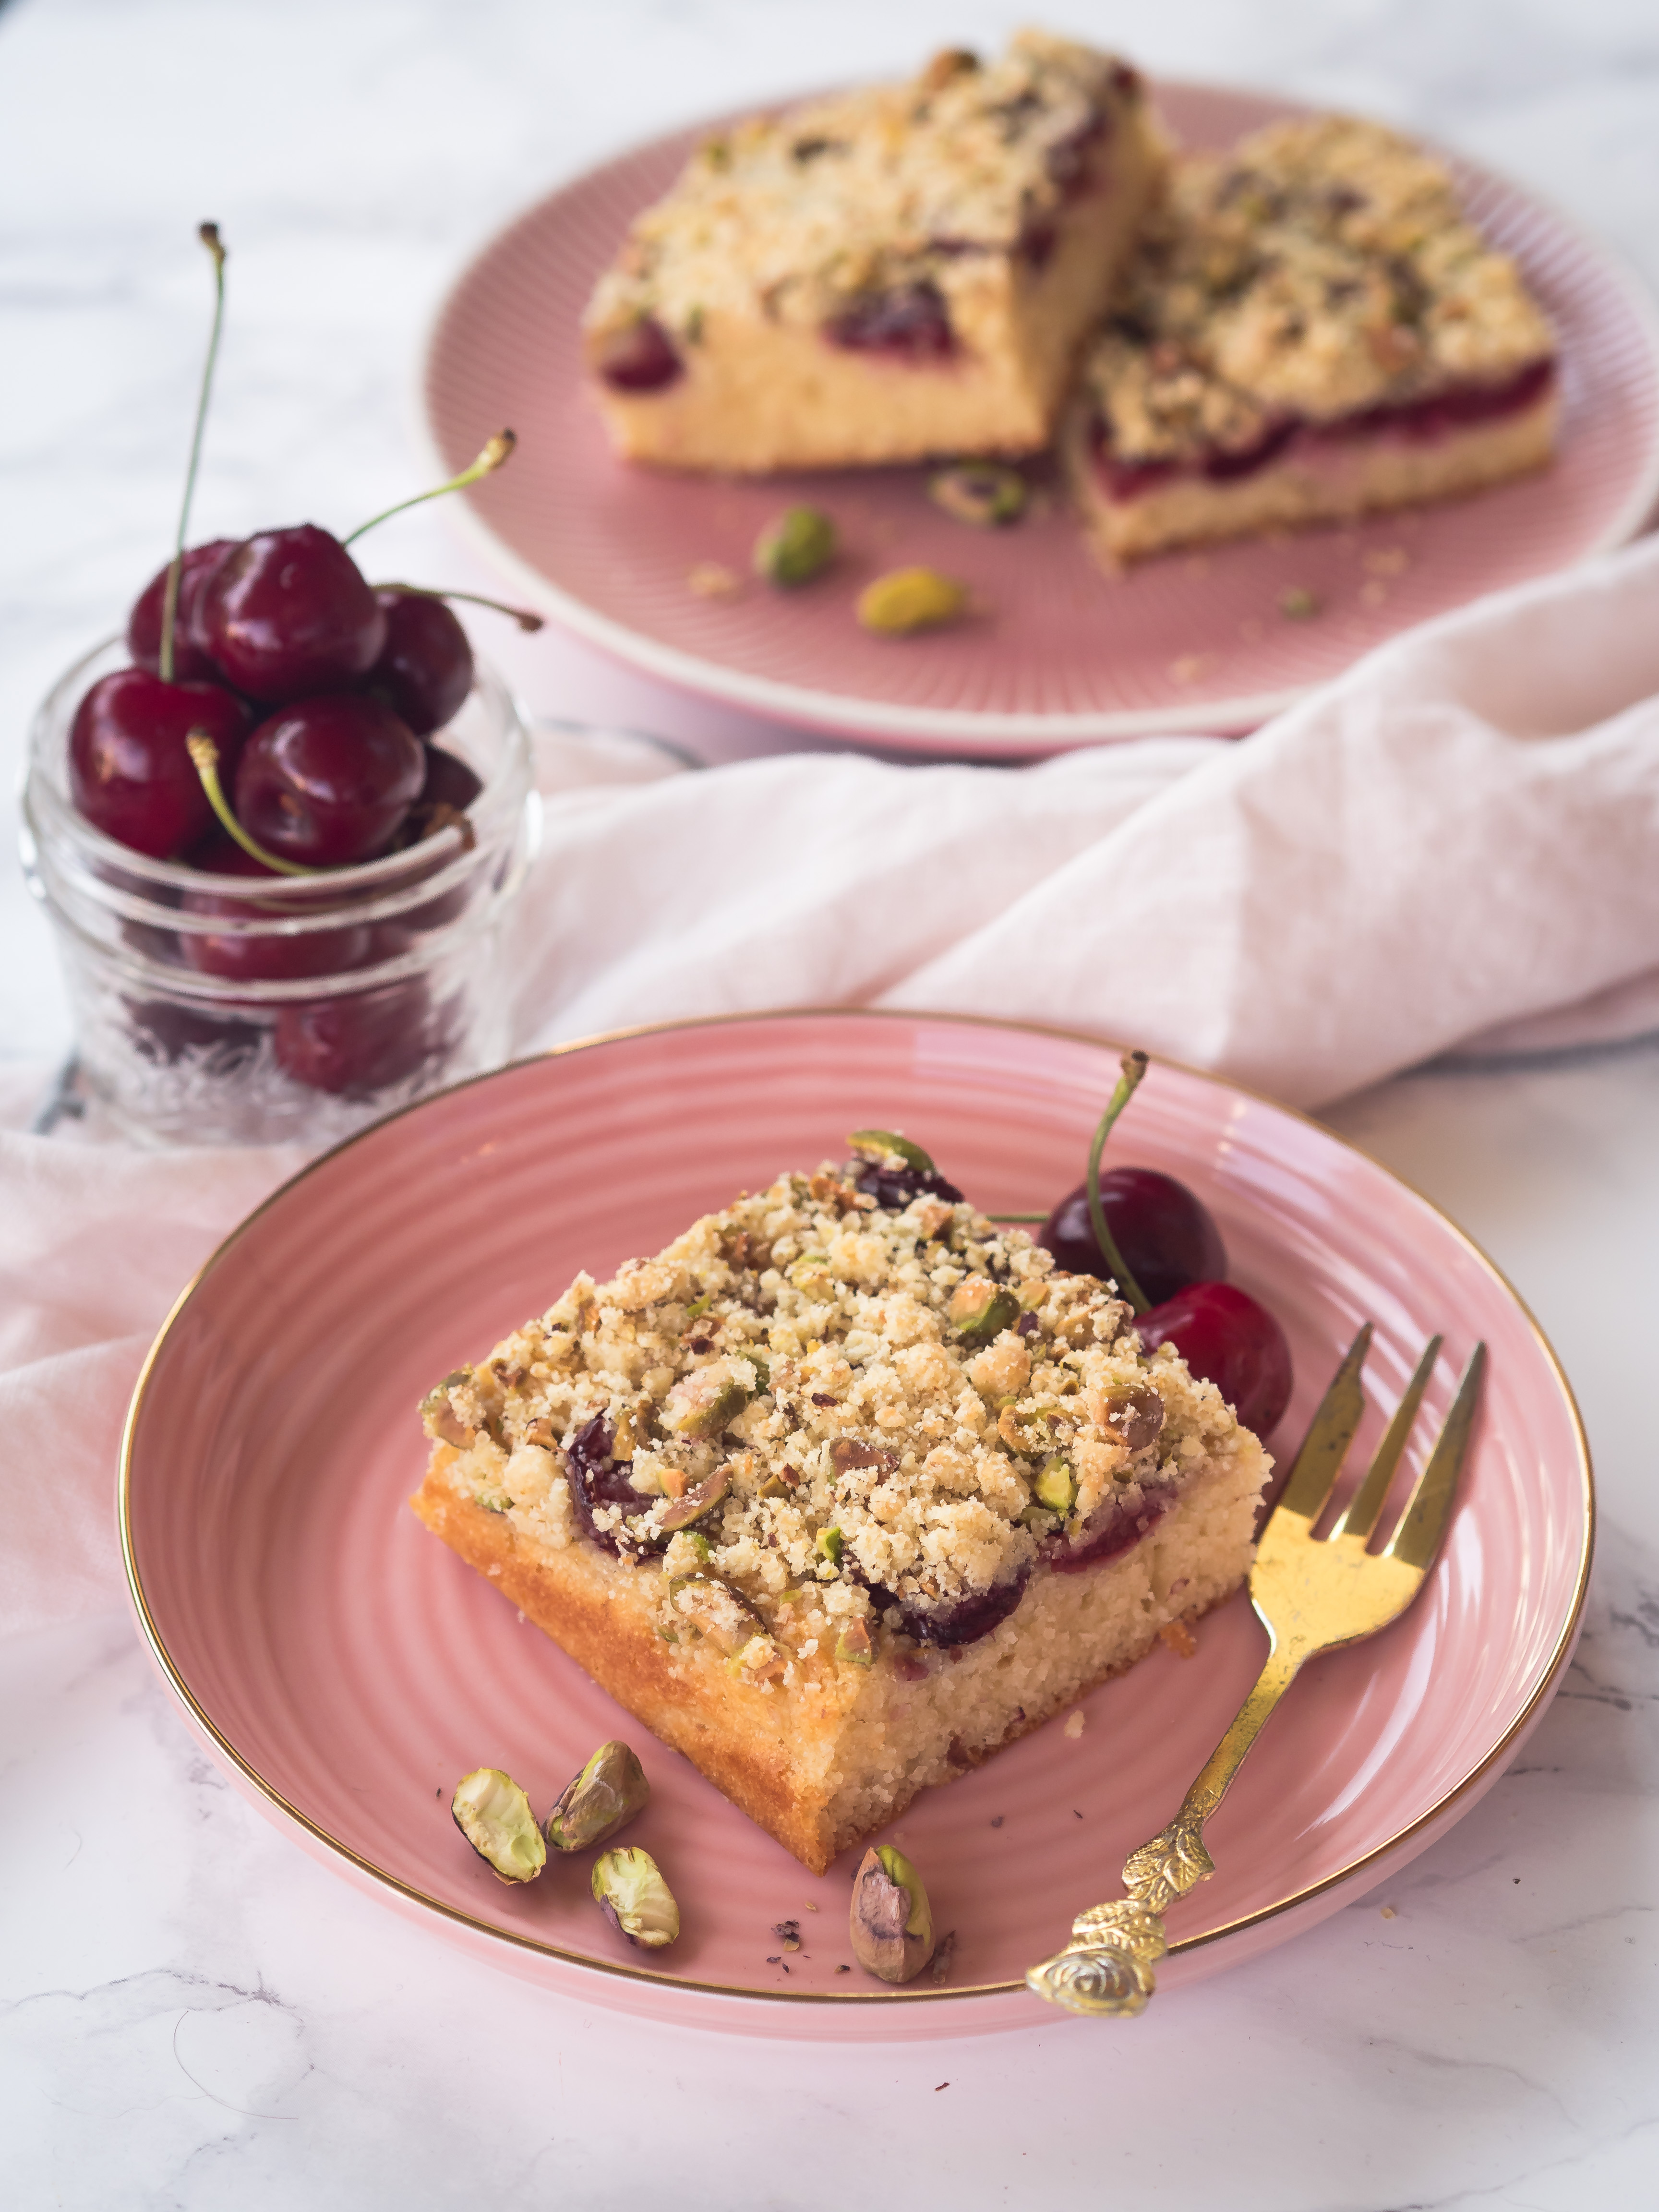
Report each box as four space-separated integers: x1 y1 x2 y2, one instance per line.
452 1767 547 1884
544 1740 650 1854
850 1844 936 1983
592 1845 680 1948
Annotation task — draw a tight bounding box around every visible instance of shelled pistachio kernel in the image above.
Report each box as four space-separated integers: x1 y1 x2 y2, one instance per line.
754 505 836 587
836 1618 875 1667
856 567 967 636
659 1463 732 1533
592 1845 680 1948
847 1128 934 1174
451 1768 547 1884
850 1844 936 1983
661 1366 747 1439
928 460 1027 527
544 1740 650 1854
950 1278 1021 1347
1034 1454 1076 1514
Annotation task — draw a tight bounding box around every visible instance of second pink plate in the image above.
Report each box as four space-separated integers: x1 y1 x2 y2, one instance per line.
122 1014 1590 2036
423 80 1659 752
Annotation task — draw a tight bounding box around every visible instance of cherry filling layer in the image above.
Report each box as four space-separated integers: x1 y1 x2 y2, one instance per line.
596 316 685 393
1094 355 1557 502
825 280 957 361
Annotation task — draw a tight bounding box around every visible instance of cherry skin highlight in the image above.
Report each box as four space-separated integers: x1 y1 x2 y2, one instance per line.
200 524 386 702
232 693 424 867
1132 1280 1294 1438
126 539 240 682
68 668 250 860
1042 1166 1227 1309
368 589 474 735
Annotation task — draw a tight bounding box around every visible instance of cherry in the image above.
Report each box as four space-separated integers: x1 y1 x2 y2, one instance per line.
1042 1167 1226 1309
126 997 263 1070
825 281 956 359
413 743 482 817
274 976 440 1097
368 589 473 735
69 668 250 860
127 539 239 682
200 525 387 702
1133 1281 1294 1438
595 317 684 392
232 692 424 866
180 836 373 983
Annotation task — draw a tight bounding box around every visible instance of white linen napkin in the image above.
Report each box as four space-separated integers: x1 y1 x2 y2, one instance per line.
5 530 1659 1637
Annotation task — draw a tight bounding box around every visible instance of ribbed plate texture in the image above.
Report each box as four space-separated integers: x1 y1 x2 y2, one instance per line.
124 1014 1588 2034
424 81 1659 750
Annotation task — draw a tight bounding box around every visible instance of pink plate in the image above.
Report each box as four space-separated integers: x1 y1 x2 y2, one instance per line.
121 1013 1591 2037
422 81 1659 754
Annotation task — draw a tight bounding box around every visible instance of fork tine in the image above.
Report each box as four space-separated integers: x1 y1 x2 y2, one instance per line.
1328 1334 1442 1544
1381 1343 1486 1570
1273 1322 1373 1524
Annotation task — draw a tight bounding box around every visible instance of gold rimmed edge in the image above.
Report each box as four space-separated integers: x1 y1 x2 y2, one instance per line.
118 1005 1596 2008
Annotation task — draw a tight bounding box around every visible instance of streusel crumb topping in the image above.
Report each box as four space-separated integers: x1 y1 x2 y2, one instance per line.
1084 114 1555 464
421 1158 1251 1674
585 31 1140 344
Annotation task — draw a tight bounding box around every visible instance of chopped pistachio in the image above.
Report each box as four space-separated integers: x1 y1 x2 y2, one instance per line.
836 1618 875 1667
661 1367 748 1439
1034 1455 1076 1514
419 1369 475 1448
856 566 967 636
451 1768 547 1884
592 1846 679 1948
545 1740 650 1853
850 1844 935 1983
950 1280 1021 1347
846 1128 935 1173
659 1462 732 1533
928 460 1027 527
754 504 837 587
815 1526 844 1567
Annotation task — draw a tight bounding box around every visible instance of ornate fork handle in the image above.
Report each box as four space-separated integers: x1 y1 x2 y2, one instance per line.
1026 1639 1308 2017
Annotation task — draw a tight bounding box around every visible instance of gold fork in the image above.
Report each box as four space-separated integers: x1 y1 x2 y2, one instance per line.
1027 1323 1486 2018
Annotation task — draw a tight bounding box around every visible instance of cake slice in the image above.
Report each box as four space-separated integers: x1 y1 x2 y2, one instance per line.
1066 115 1558 563
412 1134 1270 1875
583 33 1167 472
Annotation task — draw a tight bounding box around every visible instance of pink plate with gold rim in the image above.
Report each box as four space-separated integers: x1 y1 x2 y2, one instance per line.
121 1013 1591 2038
422 81 1659 753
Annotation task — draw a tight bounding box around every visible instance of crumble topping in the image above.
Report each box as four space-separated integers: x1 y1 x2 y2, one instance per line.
585 31 1141 346
1083 114 1555 466
421 1156 1252 1673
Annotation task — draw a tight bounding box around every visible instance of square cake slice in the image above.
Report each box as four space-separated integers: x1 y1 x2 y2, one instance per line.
1065 115 1558 563
412 1137 1271 1875
583 33 1167 472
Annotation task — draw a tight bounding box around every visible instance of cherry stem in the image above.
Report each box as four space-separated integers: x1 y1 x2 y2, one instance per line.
373 581 544 632
990 1213 1048 1223
159 223 228 685
185 732 319 877
342 431 517 549
1085 1050 1151 1314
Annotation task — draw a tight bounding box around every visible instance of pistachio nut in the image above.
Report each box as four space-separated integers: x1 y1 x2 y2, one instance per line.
591 1845 680 1948
420 1369 475 1448
451 1768 547 1884
754 504 837 587
928 460 1027 527
836 1618 875 1667
671 1573 761 1655
544 1740 650 1853
950 1279 1021 1347
1098 1383 1166 1455
855 566 967 637
850 1844 935 1983
661 1364 748 1440
815 1525 844 1567
658 1462 732 1533
1034 1454 1076 1514
846 1129 935 1174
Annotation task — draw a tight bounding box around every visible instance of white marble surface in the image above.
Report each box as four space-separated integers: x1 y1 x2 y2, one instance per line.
3 1 1659 2204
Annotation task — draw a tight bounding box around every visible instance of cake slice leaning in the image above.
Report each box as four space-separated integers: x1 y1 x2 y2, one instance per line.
1066 114 1558 564
412 1137 1271 1875
582 32 1168 472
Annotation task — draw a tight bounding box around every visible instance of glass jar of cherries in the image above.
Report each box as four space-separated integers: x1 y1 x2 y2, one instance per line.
22 620 536 1147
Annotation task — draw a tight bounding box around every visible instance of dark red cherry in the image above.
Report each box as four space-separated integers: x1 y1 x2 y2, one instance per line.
126 540 239 681
414 743 482 816
825 281 956 359
200 525 386 702
180 840 373 984
1133 1281 1293 1438
69 668 250 860
232 693 424 867
126 997 263 1070
1041 1167 1227 1308
596 316 684 392
274 976 438 1097
367 590 474 736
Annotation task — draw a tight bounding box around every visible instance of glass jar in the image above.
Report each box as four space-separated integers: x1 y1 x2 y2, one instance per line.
20 640 538 1146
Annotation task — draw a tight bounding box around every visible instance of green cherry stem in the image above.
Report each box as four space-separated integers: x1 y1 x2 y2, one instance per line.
989 1213 1049 1223
372 581 544 632
186 732 319 876
1085 1050 1151 1315
159 223 228 685
342 431 517 549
